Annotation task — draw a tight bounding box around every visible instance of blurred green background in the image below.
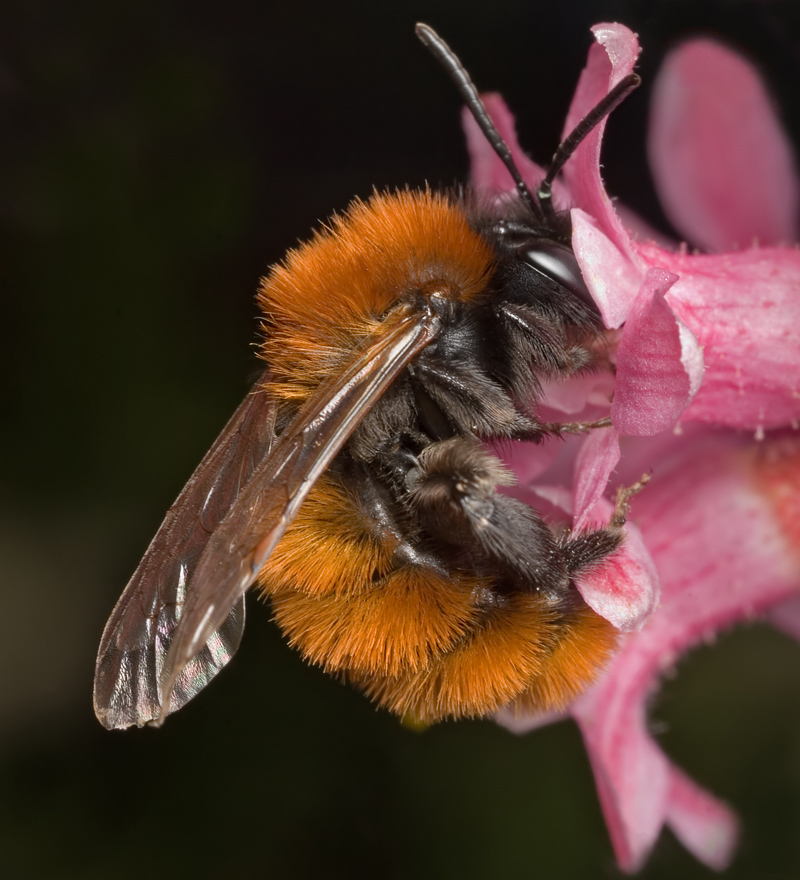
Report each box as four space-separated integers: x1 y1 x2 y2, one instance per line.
3 0 800 877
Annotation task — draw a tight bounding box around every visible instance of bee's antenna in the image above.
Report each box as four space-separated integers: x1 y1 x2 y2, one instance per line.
415 23 544 221
537 72 641 222
417 23 641 226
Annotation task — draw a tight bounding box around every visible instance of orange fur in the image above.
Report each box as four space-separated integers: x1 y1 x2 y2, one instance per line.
257 475 394 599
257 189 494 402
358 598 616 723
258 472 487 676
511 605 618 715
270 568 484 678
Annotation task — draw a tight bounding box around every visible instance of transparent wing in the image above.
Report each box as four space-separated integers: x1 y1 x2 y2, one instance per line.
93 369 277 729
156 307 440 724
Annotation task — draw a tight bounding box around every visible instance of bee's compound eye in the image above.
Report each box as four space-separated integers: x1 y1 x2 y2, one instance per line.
522 240 600 315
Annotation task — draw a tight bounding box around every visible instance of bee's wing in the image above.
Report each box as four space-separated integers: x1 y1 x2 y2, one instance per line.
143 307 439 723
93 369 278 730
153 308 439 724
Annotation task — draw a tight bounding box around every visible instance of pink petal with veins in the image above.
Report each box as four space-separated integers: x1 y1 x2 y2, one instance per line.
633 434 800 632
665 766 739 872
637 242 800 430
561 25 643 266
540 369 616 415
494 437 563 487
472 20 800 873
571 209 644 327
573 428 621 530
527 484 574 517
649 39 800 252
573 496 659 632
574 686 669 872
574 696 739 872
612 268 704 436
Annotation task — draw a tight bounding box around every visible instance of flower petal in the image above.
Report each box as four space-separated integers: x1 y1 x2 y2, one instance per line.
574 684 670 872
561 24 643 267
637 241 800 430
572 433 800 869
665 766 739 871
634 433 800 622
648 39 800 252
540 368 616 415
616 202 679 250
495 437 563 487
768 594 800 642
575 704 739 873
571 208 644 327
611 268 704 436
573 428 621 531
493 705 567 735
573 497 659 632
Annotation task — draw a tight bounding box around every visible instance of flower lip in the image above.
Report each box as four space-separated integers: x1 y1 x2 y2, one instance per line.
611 267 704 436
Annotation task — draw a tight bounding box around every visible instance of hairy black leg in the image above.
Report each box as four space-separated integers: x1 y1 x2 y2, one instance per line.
559 472 651 575
514 416 614 446
337 456 450 576
406 437 570 594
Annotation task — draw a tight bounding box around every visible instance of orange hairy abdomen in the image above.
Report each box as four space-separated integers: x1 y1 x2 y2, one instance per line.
258 474 617 723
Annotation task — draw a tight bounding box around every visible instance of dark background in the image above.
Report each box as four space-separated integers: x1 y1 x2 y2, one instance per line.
3 1 800 877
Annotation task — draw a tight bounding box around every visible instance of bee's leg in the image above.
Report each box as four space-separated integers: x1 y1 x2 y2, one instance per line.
558 473 651 575
536 416 613 437
514 417 612 446
407 437 570 593
345 455 449 575
546 415 612 434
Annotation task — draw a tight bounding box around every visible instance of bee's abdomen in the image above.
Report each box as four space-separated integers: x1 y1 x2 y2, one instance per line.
259 473 484 678
258 469 617 722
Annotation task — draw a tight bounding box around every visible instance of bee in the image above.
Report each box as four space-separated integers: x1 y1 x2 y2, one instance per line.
93 24 642 729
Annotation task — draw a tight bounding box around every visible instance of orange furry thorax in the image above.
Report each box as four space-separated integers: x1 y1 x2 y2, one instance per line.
257 189 494 402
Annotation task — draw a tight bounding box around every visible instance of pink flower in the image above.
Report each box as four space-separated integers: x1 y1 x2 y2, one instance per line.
466 23 800 872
